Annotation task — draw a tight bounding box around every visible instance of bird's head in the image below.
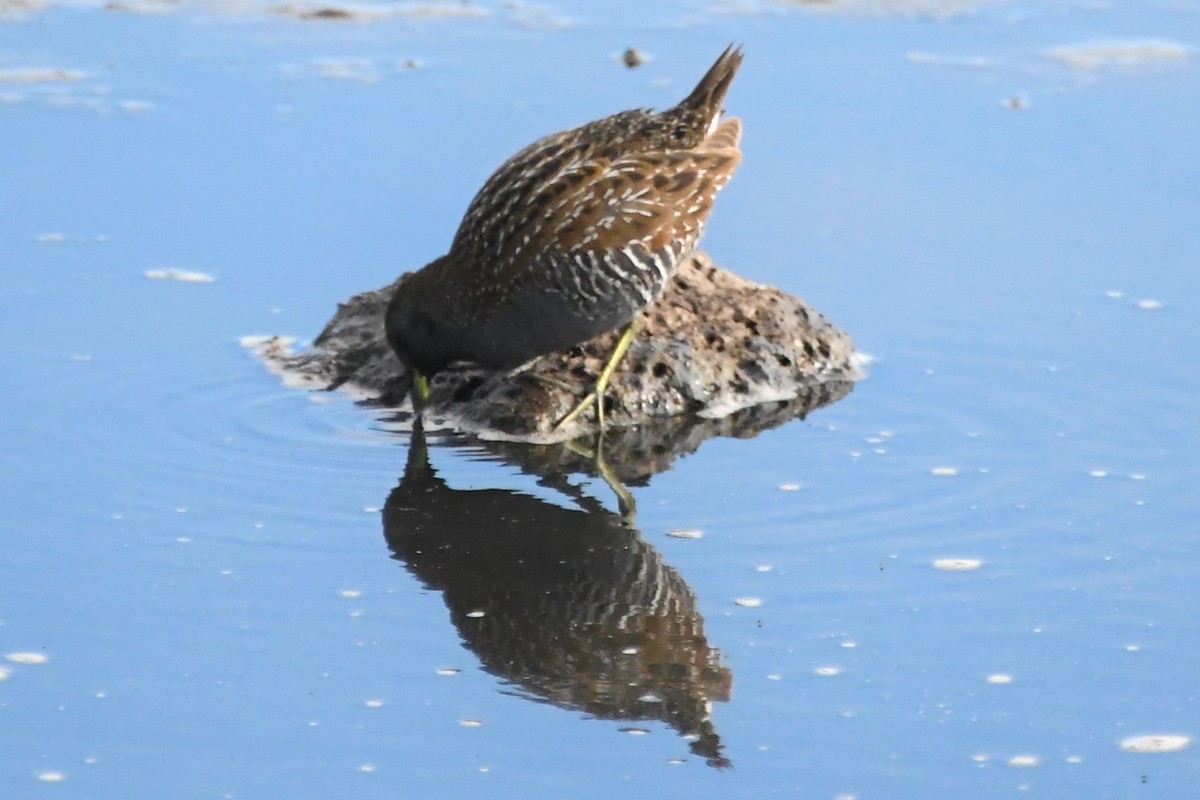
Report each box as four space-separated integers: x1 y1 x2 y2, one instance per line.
384 262 458 401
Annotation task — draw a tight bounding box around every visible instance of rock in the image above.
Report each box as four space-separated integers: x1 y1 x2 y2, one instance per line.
249 251 857 442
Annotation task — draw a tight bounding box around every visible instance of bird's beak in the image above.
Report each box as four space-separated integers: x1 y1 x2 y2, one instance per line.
410 372 431 409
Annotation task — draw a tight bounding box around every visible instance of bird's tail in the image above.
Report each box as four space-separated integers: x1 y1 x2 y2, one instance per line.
677 45 744 127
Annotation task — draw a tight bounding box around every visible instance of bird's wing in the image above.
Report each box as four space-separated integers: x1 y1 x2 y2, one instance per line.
447 116 741 315
511 117 742 278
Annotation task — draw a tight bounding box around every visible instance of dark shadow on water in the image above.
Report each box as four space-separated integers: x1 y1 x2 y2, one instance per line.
380 385 853 767
382 421 733 767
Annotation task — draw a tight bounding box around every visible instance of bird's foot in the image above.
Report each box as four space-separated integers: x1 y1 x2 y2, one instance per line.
553 390 602 433
525 372 577 393
551 319 641 434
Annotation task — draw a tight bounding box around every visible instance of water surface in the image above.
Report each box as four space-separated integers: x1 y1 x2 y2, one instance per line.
3 1 1198 797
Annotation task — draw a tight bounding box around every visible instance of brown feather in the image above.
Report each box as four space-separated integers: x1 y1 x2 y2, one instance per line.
387 46 745 376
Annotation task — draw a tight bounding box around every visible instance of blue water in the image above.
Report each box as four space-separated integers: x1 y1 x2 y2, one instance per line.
3 1 1198 797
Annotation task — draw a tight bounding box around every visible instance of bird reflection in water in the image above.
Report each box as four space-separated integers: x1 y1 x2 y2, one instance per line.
381 422 732 767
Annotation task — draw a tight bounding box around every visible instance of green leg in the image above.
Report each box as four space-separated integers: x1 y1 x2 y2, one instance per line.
554 318 641 433
526 372 576 392
563 435 637 521
593 436 637 521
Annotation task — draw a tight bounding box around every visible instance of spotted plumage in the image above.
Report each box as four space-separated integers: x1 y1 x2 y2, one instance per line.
387 45 743 386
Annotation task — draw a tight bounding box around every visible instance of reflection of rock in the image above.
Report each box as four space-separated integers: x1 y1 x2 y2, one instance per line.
382 425 732 766
252 251 856 441
465 385 853 486
407 381 852 493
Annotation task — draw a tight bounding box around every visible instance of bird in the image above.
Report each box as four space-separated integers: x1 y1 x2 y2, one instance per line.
386 45 744 429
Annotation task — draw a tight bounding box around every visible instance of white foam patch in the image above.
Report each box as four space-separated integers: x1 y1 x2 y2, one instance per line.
0 67 86 84
848 351 873 379
145 268 215 283
905 51 992 69
666 528 704 539
789 0 1004 18
314 58 381 84
120 99 155 113
94 0 487 21
1119 734 1191 753
1048 40 1191 70
932 558 982 571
